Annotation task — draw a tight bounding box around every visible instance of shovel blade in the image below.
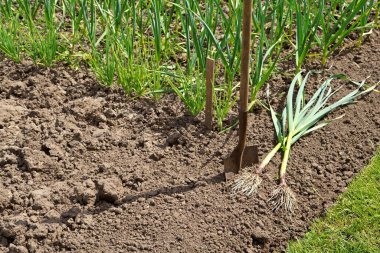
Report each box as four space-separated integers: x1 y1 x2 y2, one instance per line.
224 146 259 181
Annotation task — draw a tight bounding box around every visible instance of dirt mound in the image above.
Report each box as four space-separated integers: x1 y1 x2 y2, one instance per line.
0 31 379 253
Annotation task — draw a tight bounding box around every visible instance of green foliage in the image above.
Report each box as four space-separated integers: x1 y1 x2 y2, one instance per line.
249 0 286 110
169 70 206 116
0 0 378 128
292 0 323 72
316 0 375 65
271 72 375 185
231 71 375 210
0 20 21 62
89 31 116 86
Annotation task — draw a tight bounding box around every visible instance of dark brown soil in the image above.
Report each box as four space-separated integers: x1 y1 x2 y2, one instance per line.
0 30 379 253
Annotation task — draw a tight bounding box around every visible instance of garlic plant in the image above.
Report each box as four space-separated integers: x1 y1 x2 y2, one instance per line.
231 72 376 212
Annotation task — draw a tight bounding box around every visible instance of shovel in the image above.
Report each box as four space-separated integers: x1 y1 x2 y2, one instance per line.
224 0 258 181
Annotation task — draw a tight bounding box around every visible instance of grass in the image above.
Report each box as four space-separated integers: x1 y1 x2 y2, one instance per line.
288 149 380 253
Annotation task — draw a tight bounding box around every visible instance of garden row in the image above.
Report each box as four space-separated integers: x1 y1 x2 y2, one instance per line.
0 0 378 129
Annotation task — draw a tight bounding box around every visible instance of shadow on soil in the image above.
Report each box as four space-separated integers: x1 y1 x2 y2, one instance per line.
50 130 234 224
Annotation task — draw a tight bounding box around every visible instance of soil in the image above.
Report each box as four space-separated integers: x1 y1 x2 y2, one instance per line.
0 29 379 253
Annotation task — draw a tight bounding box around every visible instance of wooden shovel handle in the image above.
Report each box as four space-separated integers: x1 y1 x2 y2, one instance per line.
240 0 253 113
238 0 253 152
205 58 214 130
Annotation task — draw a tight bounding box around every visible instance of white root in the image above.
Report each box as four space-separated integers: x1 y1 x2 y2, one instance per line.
230 172 262 196
269 184 297 212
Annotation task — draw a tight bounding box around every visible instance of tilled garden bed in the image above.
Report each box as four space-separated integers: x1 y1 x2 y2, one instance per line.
0 31 379 253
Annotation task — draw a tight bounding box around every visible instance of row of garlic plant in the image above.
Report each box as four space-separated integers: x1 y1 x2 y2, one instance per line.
0 0 378 129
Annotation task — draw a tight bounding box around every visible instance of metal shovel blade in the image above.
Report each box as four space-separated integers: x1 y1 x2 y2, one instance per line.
224 146 259 181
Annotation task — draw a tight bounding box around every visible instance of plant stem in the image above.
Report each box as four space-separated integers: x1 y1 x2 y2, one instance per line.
257 142 282 173
280 134 293 185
